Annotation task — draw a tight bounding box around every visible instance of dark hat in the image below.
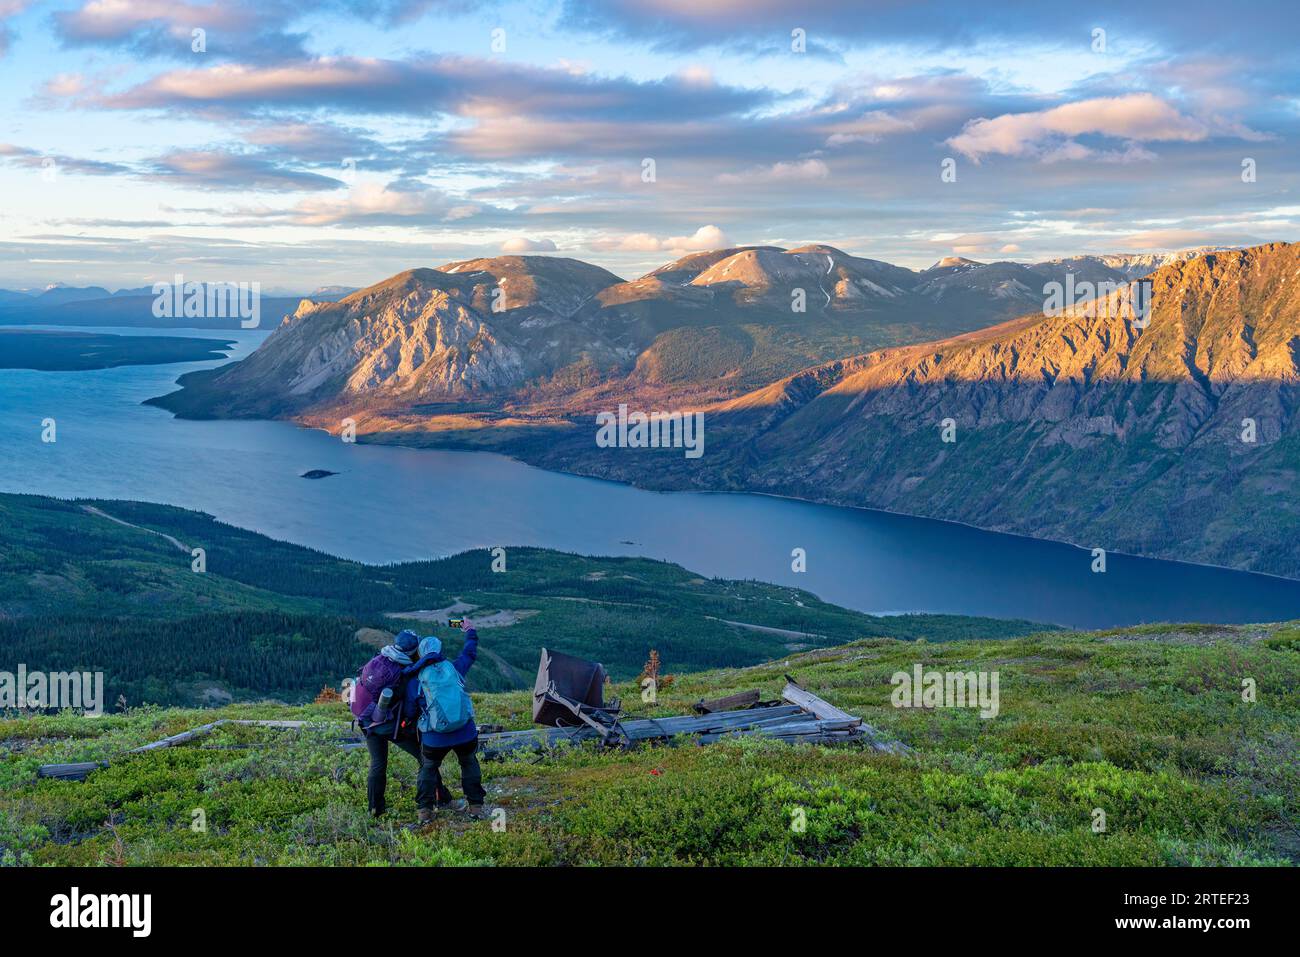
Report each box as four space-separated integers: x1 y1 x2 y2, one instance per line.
394 629 420 653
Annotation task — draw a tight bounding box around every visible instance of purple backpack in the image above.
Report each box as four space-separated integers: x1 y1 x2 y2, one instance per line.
350 654 406 724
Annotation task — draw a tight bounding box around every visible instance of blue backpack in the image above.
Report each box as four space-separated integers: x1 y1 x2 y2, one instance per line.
418 661 473 734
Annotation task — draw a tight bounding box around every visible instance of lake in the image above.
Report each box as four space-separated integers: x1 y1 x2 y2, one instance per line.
3 324 1300 629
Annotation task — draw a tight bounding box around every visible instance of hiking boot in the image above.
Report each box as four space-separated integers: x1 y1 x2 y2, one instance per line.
416 807 435 825
465 803 488 820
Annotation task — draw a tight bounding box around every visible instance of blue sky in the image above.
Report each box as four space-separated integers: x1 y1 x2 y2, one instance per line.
0 0 1296 291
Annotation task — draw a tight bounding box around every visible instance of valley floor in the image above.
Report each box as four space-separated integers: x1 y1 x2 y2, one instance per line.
4 623 1297 866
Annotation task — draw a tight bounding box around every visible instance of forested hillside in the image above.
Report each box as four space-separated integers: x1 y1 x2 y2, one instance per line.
0 493 1047 706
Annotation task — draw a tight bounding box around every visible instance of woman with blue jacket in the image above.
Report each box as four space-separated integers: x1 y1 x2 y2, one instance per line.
402 621 486 824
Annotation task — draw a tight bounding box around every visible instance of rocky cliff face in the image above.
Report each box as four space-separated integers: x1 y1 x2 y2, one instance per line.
158 258 627 416
710 243 1300 576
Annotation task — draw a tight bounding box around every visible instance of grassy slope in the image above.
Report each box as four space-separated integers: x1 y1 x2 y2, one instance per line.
0 493 1046 705
3 623 1297 866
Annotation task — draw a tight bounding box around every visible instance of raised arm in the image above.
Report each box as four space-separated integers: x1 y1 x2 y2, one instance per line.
453 626 479 677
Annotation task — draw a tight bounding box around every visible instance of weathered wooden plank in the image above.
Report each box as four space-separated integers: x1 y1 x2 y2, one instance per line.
693 689 762 714
780 683 860 724
36 760 107 781
780 682 912 753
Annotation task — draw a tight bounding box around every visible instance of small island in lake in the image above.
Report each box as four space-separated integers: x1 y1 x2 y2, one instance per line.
300 469 339 480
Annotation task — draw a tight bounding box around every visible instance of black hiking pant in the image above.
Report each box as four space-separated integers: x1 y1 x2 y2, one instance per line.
420 738 486 805
365 731 447 814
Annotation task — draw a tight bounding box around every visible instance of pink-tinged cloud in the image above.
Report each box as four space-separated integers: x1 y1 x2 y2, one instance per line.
57 0 255 41
946 93 1214 162
72 55 771 122
500 236 558 252
591 224 730 254
264 182 471 227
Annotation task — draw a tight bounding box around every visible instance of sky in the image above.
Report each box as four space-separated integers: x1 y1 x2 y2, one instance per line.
0 0 1296 292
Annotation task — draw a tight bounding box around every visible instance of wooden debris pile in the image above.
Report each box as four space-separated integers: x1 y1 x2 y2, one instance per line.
478 682 909 759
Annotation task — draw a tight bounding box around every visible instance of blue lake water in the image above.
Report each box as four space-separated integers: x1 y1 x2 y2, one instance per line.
3 324 1300 629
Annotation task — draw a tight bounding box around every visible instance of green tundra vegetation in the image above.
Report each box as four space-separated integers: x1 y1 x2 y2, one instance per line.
0 493 1046 705
2 622 1297 866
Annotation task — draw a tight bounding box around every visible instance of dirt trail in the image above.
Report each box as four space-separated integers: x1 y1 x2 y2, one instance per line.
705 616 825 640
80 505 190 552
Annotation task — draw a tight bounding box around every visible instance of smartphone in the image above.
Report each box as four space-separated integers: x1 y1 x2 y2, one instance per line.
448 618 464 629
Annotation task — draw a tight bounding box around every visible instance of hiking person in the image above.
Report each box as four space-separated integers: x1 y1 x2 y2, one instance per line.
410 620 485 823
352 629 447 818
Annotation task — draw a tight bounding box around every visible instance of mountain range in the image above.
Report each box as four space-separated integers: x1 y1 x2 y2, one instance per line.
147 245 1206 415
150 241 1299 578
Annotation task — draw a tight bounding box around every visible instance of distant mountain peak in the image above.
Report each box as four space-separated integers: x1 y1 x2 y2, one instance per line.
927 256 983 270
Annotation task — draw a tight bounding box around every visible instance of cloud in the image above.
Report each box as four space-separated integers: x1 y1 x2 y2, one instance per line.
0 143 132 176
558 0 1300 59
74 55 773 122
591 224 730 254
144 149 344 191
240 121 406 171
246 181 476 227
717 159 828 185
0 1 33 57
929 232 1021 257
823 110 915 146
53 0 315 62
1112 228 1224 250
500 236 557 252
946 93 1215 162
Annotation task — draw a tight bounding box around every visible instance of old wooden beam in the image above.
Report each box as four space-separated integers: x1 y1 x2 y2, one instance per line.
780 683 860 724
693 689 762 714
780 682 912 753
